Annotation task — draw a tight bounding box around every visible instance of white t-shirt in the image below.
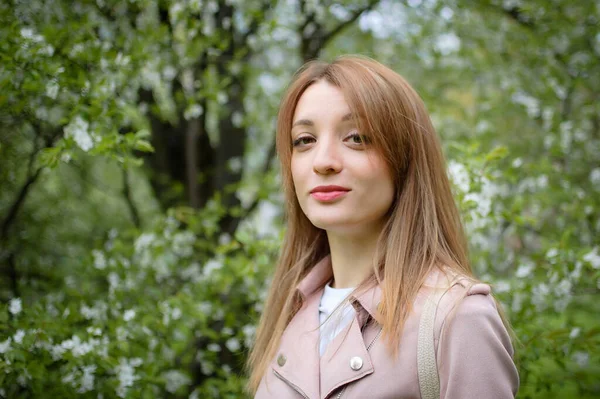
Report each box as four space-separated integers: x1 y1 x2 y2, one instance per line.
318 283 356 356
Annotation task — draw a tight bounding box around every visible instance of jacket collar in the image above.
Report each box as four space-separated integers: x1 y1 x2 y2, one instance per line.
273 254 380 399
295 254 382 325
296 254 334 300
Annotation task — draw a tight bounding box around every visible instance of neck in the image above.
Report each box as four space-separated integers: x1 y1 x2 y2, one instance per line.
326 224 383 289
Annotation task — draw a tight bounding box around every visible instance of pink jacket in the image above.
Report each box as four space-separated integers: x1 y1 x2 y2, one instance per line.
255 255 519 399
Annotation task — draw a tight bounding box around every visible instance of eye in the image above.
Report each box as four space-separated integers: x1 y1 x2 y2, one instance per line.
292 135 315 147
346 132 370 145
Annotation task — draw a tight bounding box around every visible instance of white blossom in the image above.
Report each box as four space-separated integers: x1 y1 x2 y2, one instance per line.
515 262 534 278
536 174 548 189
200 360 214 375
207 343 221 352
232 111 244 128
447 161 470 192
570 327 581 339
123 309 136 322
583 247 600 269
0 338 11 354
197 301 212 314
553 279 572 311
172 231 196 257
134 233 156 253
9 298 22 315
221 327 233 336
17 368 31 387
116 326 130 341
203 258 223 277
225 338 241 352
171 307 182 320
169 2 185 23
70 336 96 357
46 80 59 99
13 330 25 345
163 370 191 394
330 3 351 20
163 65 177 81
39 44 55 56
216 92 228 105
532 283 550 311
512 91 540 117
108 272 120 294
64 116 93 152
179 263 202 282
87 327 102 336
20 27 44 43
546 248 559 259
80 301 108 321
219 233 232 246
79 365 96 393
184 104 204 120
493 280 510 293
590 168 600 186
92 249 107 270
227 157 242 173
435 32 461 55
141 61 161 89
51 344 67 361
572 351 589 367
61 152 72 163
115 358 140 398
161 303 182 326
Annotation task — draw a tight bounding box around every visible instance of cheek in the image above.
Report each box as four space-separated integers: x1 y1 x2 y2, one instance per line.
290 159 305 194
290 160 299 184
372 165 395 199
365 159 393 187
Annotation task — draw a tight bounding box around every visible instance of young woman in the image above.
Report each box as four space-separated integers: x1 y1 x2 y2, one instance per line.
247 55 519 398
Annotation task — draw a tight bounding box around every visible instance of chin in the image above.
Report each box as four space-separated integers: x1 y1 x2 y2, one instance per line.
306 215 354 231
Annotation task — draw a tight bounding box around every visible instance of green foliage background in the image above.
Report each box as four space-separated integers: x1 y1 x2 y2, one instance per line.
1 0 599 398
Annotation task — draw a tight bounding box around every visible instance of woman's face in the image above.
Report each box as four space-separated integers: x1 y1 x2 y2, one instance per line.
290 80 395 237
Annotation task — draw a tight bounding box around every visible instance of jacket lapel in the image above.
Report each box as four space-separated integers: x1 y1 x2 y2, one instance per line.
271 290 322 399
269 255 386 399
319 315 374 399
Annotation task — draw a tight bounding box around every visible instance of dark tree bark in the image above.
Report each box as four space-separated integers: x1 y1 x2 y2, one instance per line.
0 123 60 296
300 0 381 61
140 0 382 236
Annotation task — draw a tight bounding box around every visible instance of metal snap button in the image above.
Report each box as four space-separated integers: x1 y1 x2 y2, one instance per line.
349 356 363 371
277 353 287 367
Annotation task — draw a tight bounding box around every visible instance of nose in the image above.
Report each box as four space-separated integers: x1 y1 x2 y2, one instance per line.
312 135 342 175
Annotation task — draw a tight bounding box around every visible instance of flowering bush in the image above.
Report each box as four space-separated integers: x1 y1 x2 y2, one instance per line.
1 0 599 398
0 206 277 398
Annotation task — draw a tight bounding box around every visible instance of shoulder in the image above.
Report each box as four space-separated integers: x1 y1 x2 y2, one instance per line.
428 276 519 397
419 268 502 342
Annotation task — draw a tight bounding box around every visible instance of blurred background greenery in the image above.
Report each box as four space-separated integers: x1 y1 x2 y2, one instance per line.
1 0 599 397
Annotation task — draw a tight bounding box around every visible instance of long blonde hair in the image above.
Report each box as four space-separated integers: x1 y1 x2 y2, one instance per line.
247 55 474 393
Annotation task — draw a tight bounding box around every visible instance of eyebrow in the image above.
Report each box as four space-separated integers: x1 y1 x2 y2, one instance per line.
291 112 355 128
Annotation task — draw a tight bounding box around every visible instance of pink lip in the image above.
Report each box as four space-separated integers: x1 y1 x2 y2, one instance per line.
310 191 349 202
310 185 351 202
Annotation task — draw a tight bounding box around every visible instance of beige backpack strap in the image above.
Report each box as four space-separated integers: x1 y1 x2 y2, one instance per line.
417 290 444 399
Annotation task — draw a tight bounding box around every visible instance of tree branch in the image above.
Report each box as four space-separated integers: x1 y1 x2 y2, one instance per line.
1 121 60 297
300 0 380 60
320 0 380 49
501 5 535 29
239 139 277 222
122 167 142 228
0 122 58 241
242 1 273 43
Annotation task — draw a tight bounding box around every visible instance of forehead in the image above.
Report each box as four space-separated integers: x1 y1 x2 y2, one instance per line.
292 81 351 123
